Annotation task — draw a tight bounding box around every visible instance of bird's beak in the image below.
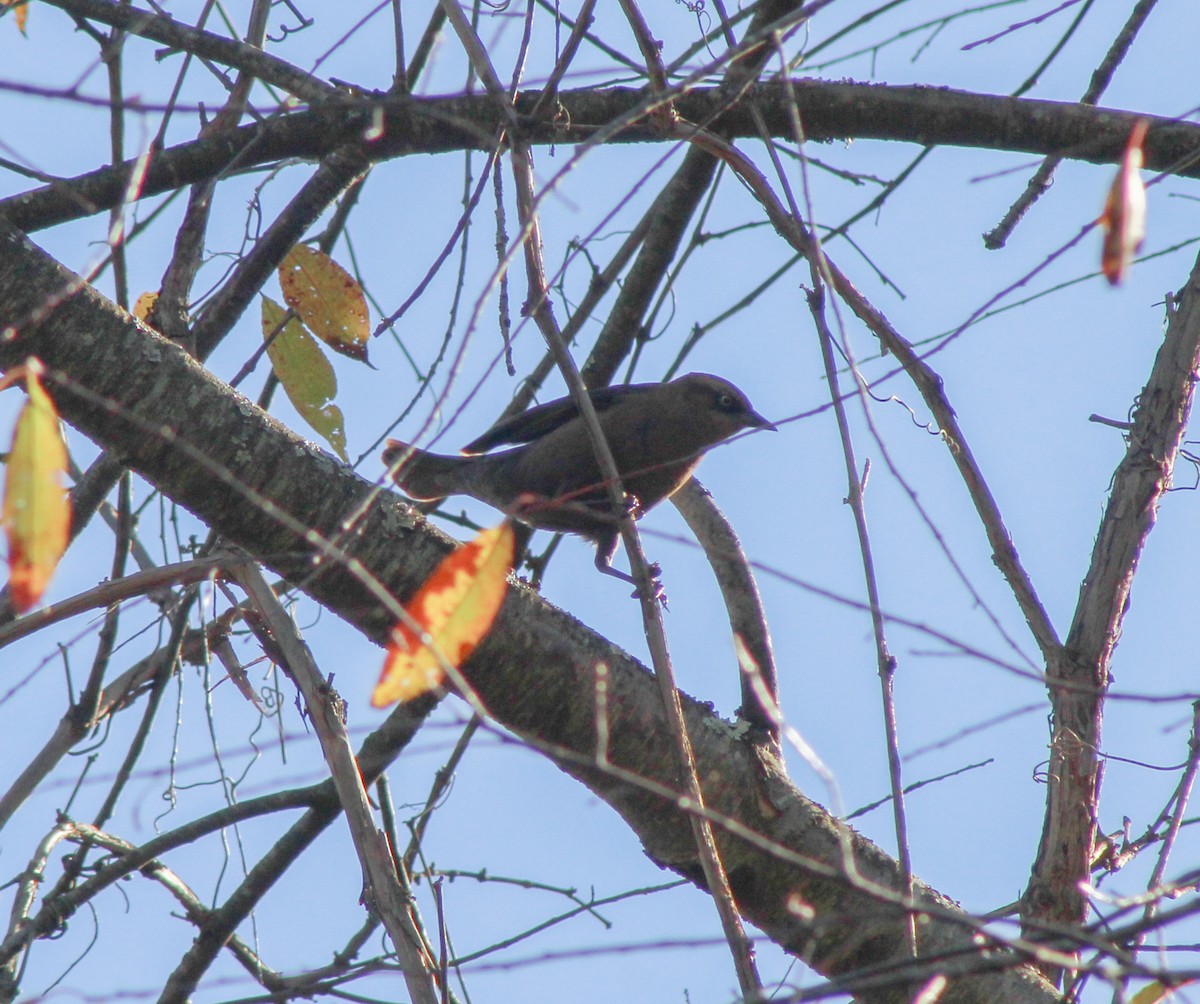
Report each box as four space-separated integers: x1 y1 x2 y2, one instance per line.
747 410 777 432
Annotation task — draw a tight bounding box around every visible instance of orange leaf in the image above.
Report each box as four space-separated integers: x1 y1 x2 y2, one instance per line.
1100 119 1149 286
3 0 29 34
132 291 159 322
3 359 70 612
372 522 514 707
278 245 371 363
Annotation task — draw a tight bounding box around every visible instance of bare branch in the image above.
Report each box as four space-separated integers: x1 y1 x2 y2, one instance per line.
3 82 1194 234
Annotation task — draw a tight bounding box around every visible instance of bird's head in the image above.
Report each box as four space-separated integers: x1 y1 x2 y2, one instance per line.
674 373 776 443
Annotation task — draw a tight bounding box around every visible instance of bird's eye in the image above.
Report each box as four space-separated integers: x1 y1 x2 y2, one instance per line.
716 392 736 410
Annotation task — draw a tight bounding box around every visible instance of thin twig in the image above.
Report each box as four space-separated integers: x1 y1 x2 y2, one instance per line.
984 0 1161 248
234 563 440 1003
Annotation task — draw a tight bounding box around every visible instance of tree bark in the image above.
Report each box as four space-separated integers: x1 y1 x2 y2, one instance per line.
0 218 1063 1004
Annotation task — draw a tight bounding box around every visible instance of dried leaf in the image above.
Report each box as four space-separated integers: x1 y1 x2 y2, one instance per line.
262 296 348 461
132 291 158 322
3 0 28 34
1130 981 1191 1004
3 359 70 612
1100 119 1149 286
278 244 370 363
372 522 514 707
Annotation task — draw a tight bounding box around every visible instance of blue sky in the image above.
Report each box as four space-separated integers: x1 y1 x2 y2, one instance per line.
2 1 1199 1000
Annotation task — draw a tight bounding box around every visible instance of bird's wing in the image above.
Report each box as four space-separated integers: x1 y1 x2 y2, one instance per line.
461 383 655 454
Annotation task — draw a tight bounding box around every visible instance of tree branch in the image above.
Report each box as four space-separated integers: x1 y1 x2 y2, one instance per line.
39 0 335 103
1022 248 1200 963
0 219 1067 1004
2 81 1193 233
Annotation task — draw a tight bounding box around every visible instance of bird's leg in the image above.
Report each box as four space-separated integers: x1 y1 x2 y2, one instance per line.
592 530 630 581
616 496 665 597
593 531 666 605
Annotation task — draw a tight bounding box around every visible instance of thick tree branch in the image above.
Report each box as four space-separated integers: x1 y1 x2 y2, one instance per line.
1022 249 1200 958
2 81 1195 233
0 222 1067 1003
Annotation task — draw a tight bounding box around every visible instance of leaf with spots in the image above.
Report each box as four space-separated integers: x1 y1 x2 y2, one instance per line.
279 244 371 363
372 522 515 707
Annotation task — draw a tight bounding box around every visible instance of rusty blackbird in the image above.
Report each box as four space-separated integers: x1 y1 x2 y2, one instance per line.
383 373 774 585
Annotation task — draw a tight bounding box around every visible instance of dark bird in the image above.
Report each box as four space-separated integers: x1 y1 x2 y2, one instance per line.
383 373 775 586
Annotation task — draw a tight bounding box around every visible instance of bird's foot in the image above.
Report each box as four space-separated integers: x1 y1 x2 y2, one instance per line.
595 550 666 605
630 563 667 607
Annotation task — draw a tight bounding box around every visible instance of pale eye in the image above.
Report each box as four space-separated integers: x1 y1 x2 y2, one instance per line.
716 393 736 410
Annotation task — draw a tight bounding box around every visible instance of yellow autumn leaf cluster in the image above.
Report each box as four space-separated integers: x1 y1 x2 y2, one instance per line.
259 245 373 460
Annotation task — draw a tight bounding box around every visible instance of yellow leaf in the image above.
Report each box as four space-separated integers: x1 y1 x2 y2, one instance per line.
278 244 370 363
1130 980 1192 1004
1100 119 1149 286
132 291 158 322
262 296 348 461
372 522 514 707
3 359 70 612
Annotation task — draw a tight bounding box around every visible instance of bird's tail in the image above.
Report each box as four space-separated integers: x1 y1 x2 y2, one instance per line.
383 440 471 501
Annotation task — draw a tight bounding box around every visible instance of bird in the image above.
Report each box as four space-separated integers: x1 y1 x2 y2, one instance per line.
383 373 775 588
